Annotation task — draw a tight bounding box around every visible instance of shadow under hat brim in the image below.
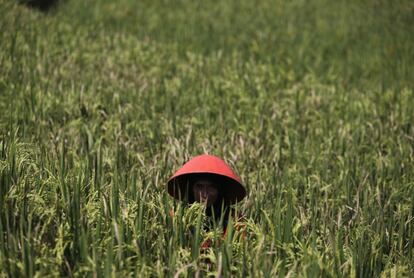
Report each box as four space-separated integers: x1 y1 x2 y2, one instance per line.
167 172 246 205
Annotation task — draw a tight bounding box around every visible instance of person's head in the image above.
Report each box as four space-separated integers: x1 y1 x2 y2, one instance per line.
167 154 247 206
192 178 219 207
190 176 228 230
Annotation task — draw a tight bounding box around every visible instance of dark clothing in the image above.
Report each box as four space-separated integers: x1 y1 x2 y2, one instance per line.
204 203 231 231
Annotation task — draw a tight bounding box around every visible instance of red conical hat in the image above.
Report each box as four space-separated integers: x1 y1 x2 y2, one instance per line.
167 154 246 204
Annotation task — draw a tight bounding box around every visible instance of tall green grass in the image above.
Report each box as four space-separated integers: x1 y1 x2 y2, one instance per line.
1 0 413 276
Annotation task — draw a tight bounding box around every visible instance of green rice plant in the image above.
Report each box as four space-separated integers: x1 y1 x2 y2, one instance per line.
0 0 414 276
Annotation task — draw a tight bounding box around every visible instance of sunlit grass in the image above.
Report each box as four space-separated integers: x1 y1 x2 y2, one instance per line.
0 0 413 276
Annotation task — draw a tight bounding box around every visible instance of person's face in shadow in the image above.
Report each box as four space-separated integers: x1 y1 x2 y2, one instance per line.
192 179 219 207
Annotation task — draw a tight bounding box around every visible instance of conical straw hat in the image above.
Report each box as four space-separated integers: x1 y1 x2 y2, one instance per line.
167 154 246 204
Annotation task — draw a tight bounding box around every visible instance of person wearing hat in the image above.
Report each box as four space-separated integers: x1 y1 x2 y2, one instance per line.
166 154 247 249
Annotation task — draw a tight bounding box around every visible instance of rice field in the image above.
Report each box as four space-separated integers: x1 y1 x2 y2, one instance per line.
0 0 414 276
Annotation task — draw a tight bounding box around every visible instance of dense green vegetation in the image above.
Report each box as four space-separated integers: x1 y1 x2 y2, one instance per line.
1 0 413 276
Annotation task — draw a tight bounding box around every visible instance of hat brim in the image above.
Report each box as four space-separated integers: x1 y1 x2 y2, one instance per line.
167 172 246 205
